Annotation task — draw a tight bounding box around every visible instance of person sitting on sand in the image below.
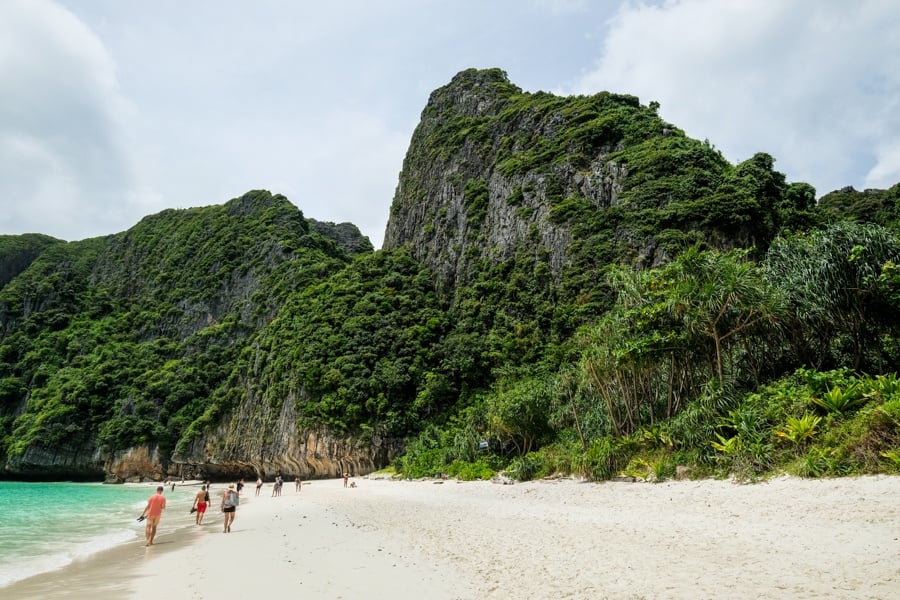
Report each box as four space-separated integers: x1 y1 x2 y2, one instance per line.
192 485 209 525
139 486 167 546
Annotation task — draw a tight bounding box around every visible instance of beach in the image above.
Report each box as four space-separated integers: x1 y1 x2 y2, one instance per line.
5 475 900 599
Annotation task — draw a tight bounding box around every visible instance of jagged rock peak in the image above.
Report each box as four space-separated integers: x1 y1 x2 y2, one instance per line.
225 189 298 217
423 67 522 118
308 219 374 255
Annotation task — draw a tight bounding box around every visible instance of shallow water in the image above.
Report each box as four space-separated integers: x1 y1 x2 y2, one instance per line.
0 481 194 587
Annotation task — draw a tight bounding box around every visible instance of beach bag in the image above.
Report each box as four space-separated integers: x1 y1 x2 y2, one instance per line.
231 490 239 506
204 491 210 502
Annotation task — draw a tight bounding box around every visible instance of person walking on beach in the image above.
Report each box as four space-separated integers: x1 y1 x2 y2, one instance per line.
221 483 239 533
295 476 301 492
139 486 167 546
343 472 349 488
192 485 209 525
255 477 263 496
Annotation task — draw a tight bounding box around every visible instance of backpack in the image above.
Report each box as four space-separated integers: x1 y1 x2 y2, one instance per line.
222 490 238 509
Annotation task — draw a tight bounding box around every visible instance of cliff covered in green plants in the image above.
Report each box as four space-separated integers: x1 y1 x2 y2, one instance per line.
2 69 899 483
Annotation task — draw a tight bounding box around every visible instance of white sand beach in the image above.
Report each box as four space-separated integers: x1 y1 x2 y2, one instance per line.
7 475 900 599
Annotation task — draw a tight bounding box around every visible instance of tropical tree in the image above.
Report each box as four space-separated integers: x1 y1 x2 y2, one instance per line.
663 246 785 387
764 221 900 371
576 247 782 438
484 373 554 456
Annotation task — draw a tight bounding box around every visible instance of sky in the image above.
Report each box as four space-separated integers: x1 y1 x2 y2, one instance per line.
2 0 899 249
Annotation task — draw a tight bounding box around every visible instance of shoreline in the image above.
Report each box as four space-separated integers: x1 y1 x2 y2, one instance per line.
4 475 900 599
4 508 202 599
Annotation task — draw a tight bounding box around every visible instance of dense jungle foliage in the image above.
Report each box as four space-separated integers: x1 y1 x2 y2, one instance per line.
2 68 899 482
0 192 357 468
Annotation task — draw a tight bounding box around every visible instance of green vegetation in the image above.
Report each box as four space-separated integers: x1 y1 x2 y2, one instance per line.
1 70 899 485
392 224 900 482
0 190 357 468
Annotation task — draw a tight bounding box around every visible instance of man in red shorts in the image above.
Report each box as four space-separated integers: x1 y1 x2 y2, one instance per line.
139 486 167 546
192 484 209 525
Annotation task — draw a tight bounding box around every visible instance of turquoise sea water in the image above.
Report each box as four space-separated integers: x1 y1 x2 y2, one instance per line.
0 481 195 587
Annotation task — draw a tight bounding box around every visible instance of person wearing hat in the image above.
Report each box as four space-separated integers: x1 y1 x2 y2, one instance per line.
221 483 239 532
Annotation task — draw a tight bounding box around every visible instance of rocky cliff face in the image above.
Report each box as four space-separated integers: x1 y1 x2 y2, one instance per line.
167 384 397 482
0 190 384 483
0 234 61 290
383 68 632 292
308 219 374 255
3 441 106 481
1 71 808 483
103 389 393 484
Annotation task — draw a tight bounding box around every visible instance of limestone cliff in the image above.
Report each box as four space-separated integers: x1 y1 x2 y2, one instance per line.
0 70 817 483
383 68 632 291
0 190 382 482
167 384 398 483
383 68 782 298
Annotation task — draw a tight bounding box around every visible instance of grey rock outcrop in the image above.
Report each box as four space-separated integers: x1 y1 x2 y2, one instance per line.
383 68 632 293
169 383 397 481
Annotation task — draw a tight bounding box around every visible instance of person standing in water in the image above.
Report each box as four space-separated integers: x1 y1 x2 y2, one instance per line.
139 486 167 546
192 485 209 525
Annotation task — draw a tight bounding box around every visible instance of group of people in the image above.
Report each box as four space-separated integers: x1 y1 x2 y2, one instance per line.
139 474 307 545
271 475 284 497
139 480 242 544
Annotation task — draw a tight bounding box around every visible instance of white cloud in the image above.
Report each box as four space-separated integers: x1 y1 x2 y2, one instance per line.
4 0 897 248
865 140 900 190
283 109 412 244
0 0 141 239
570 0 900 196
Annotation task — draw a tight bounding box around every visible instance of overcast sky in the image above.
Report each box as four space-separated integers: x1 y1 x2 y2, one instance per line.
2 0 898 248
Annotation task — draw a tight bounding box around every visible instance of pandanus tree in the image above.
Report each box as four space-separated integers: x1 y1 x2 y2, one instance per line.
578 246 783 436
663 246 785 387
764 221 900 372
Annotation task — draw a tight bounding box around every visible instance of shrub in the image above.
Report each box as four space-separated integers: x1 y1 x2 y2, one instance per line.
880 450 900 472
810 384 866 414
505 452 544 481
581 437 630 480
447 460 495 481
775 412 822 445
788 447 832 478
